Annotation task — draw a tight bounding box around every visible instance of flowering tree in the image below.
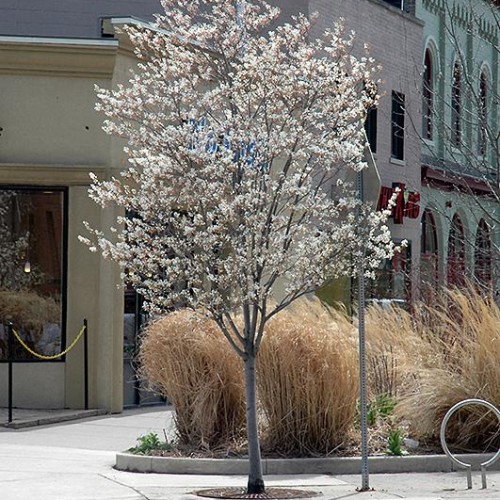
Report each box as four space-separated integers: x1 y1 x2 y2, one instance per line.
83 0 393 493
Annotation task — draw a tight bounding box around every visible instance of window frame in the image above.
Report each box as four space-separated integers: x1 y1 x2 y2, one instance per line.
423 49 434 141
391 91 405 161
451 62 462 148
0 185 68 363
478 69 488 156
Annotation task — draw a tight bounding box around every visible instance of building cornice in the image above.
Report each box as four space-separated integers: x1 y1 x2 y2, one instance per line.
0 37 118 78
422 0 498 42
0 164 107 186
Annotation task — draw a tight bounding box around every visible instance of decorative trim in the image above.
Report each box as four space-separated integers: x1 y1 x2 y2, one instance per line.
422 0 443 15
0 38 118 78
0 164 107 186
422 0 498 42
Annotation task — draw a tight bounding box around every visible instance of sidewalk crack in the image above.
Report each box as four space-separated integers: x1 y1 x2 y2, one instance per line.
98 473 151 500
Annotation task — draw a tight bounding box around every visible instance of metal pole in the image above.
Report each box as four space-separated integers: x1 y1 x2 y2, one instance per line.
357 170 370 491
358 264 369 490
7 322 13 423
83 319 89 410
133 293 141 406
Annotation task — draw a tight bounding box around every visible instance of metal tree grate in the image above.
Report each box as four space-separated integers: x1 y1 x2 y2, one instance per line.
195 487 320 499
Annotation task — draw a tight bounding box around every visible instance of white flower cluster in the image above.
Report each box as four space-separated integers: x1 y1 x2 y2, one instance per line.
84 0 392 355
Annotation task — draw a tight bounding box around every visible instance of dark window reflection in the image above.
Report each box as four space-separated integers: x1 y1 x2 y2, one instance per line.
0 188 66 361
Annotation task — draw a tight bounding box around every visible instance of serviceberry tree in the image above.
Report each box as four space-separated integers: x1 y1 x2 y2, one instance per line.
83 0 393 493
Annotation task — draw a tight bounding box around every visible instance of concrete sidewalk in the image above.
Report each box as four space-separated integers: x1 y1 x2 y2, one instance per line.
0 406 499 500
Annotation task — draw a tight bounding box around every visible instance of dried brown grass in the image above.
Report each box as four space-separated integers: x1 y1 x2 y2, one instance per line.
139 290 499 457
365 305 437 398
0 290 60 330
257 299 359 456
139 310 245 449
396 288 500 451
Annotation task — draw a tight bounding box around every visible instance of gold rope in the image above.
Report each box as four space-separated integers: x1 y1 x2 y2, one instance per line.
11 325 86 360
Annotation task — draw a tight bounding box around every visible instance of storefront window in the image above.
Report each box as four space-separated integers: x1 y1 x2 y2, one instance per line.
0 187 66 361
367 240 412 307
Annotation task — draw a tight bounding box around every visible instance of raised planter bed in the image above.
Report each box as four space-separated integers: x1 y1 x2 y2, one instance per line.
115 452 499 475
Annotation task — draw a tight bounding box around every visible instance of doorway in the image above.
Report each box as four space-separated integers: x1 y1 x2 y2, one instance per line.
123 287 165 407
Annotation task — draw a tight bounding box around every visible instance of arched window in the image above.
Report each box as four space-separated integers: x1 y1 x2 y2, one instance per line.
474 219 491 285
423 49 434 140
447 214 465 286
478 70 488 155
421 208 438 293
451 62 462 147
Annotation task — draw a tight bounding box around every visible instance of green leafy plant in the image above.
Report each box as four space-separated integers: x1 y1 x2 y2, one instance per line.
128 432 173 455
376 394 396 418
366 403 377 426
386 428 404 456
366 394 396 426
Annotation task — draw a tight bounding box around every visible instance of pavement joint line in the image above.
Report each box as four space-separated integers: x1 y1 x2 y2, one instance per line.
99 472 151 500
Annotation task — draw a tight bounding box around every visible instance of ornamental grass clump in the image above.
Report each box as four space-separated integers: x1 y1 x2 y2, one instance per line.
258 299 359 456
139 310 245 450
365 304 437 399
397 288 500 451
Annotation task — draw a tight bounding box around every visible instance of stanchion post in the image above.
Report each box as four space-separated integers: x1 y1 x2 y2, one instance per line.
7 322 13 423
83 319 89 410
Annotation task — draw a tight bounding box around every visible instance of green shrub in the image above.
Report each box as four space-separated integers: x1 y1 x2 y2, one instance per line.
366 394 397 425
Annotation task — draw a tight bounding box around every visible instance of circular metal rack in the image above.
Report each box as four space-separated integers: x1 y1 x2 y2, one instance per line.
440 398 500 489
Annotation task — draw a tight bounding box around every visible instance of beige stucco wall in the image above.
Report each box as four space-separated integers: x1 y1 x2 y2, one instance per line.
0 363 65 408
0 37 137 412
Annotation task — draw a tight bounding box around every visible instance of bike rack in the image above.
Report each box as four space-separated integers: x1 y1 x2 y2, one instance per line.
440 398 500 489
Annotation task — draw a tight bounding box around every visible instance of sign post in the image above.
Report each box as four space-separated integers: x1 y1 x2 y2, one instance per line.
357 140 381 491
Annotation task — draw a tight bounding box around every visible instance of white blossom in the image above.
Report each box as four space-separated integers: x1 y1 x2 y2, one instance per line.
84 0 393 352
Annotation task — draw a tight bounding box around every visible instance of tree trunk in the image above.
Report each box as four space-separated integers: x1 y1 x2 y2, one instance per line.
244 353 265 494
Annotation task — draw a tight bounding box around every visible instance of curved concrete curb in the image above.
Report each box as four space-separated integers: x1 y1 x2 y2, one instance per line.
116 452 499 475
